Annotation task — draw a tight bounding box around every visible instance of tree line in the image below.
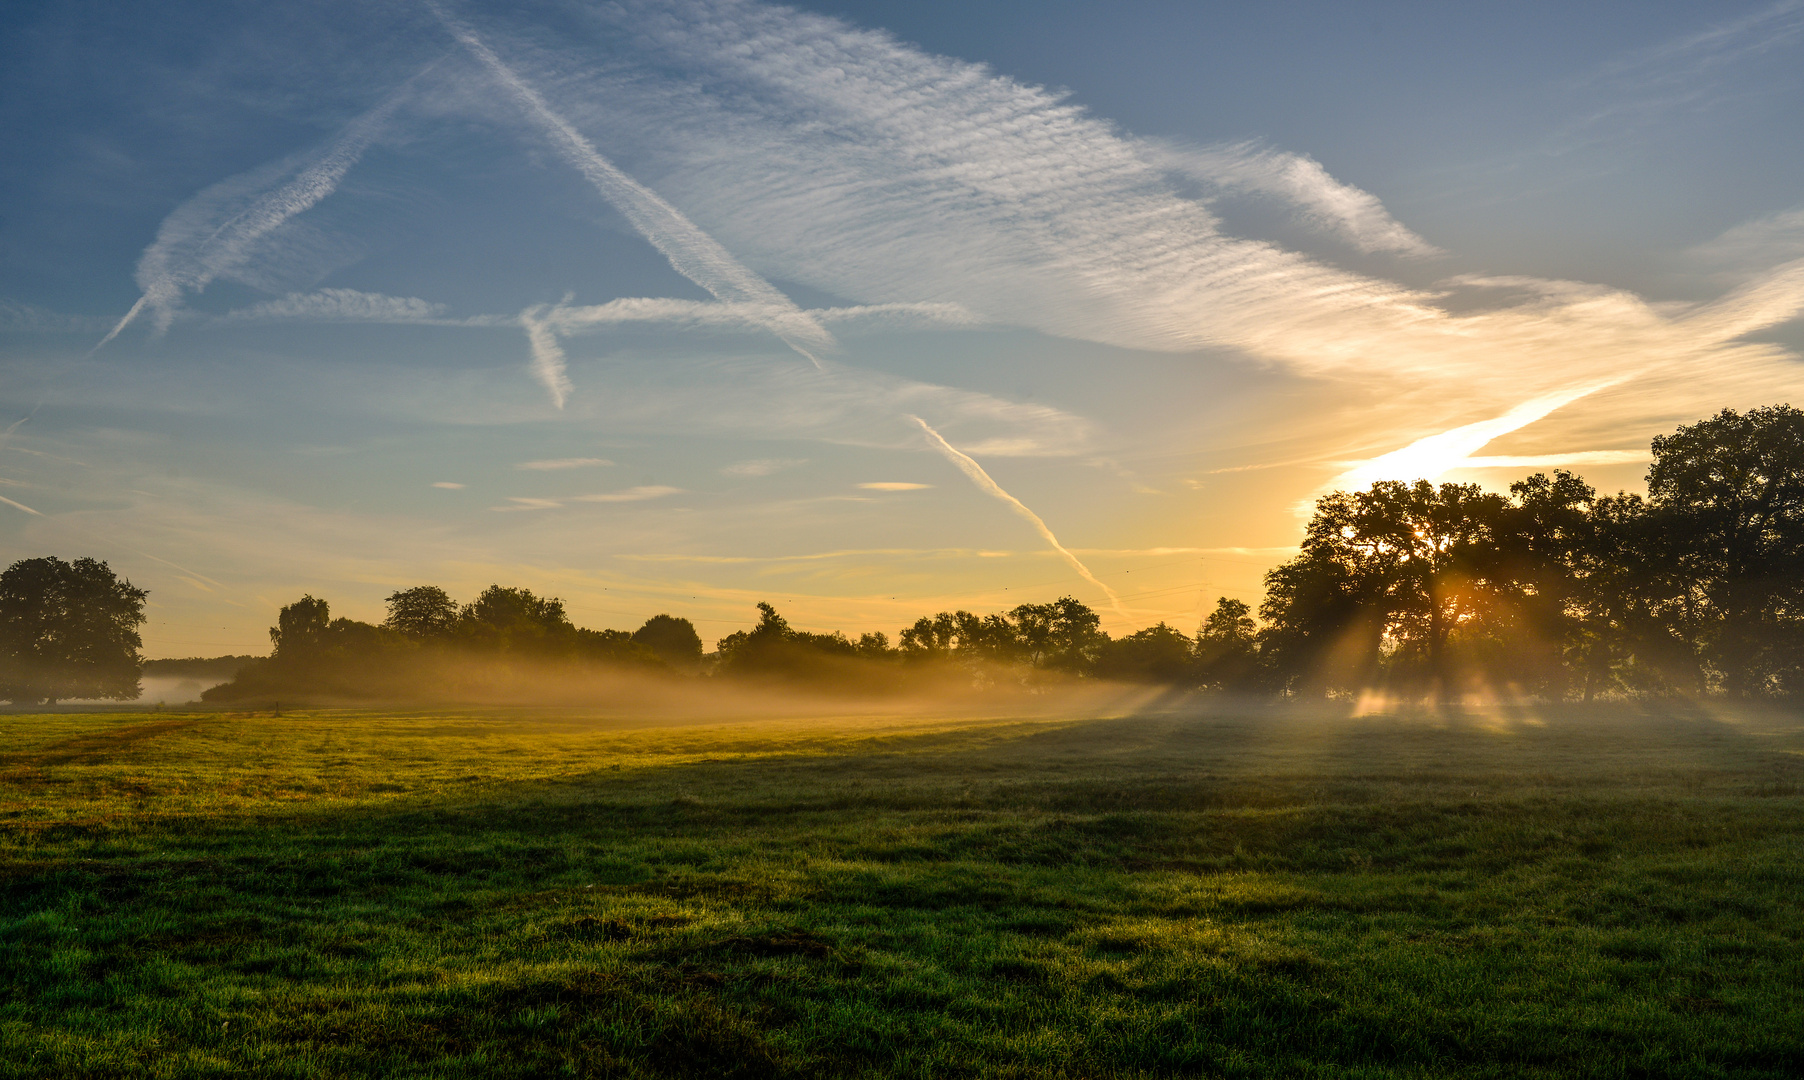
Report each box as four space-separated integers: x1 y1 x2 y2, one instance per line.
204 586 698 702
5 405 1804 704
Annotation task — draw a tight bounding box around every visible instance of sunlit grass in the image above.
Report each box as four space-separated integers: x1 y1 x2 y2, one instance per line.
2 701 1801 1077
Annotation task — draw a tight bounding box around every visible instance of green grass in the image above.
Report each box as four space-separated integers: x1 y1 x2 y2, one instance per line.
2 698 1802 1077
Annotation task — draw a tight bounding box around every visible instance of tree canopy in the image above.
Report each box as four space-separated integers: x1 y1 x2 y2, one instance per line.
384 586 458 639
1647 405 1804 697
1252 405 1804 701
0 557 148 704
632 614 704 670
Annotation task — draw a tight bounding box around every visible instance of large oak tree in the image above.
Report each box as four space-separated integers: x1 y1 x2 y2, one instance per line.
0 557 148 705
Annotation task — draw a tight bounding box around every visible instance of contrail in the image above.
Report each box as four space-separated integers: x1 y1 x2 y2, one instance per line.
90 295 149 354
910 415 1127 620
435 6 1111 621
520 304 575 408
0 394 51 465
135 550 228 590
431 7 836 387
93 79 414 353
0 494 43 516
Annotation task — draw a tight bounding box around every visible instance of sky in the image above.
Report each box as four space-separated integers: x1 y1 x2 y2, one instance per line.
2 0 1803 657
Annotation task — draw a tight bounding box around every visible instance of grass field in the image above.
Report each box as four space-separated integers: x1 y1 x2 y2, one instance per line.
2 695 1802 1078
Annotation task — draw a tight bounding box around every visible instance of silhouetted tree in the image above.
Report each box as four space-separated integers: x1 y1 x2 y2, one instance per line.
713 601 789 675
270 594 332 658
1583 491 1703 697
229 594 403 699
457 585 573 654
1260 480 1517 699
1098 622 1192 683
1008 596 1106 675
900 610 1022 664
957 611 1026 664
897 598 1105 676
632 614 703 670
1195 597 1261 691
1503 472 1692 700
0 557 147 704
1646 405 1804 697
384 586 458 639
898 611 958 657
575 627 666 668
714 602 860 679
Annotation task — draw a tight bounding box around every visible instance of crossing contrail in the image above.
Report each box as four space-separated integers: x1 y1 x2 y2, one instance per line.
430 6 835 401
432 8 1119 623
911 415 1127 620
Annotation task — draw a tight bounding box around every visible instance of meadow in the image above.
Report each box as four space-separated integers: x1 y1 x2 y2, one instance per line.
1 694 1801 1078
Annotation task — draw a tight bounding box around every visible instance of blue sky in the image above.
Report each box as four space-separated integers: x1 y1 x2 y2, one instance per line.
3 0 1803 656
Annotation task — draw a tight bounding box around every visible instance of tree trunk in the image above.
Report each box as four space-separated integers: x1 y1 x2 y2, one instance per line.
1428 577 1446 707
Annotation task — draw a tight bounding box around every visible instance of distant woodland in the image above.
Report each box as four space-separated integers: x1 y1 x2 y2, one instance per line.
6 405 1804 706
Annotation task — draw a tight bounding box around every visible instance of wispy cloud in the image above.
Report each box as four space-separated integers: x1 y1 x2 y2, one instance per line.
491 486 679 510
722 458 806 477
517 457 613 470
98 0 1801 479
204 289 976 410
57 338 1091 460
618 546 991 563
0 299 112 334
858 481 931 491
1147 140 1441 257
495 496 562 512
0 493 44 516
1676 257 1804 344
1453 451 1649 469
1552 0 1804 153
571 485 682 503
217 292 974 340
1688 206 1804 277
431 481 466 489
493 0 1804 436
